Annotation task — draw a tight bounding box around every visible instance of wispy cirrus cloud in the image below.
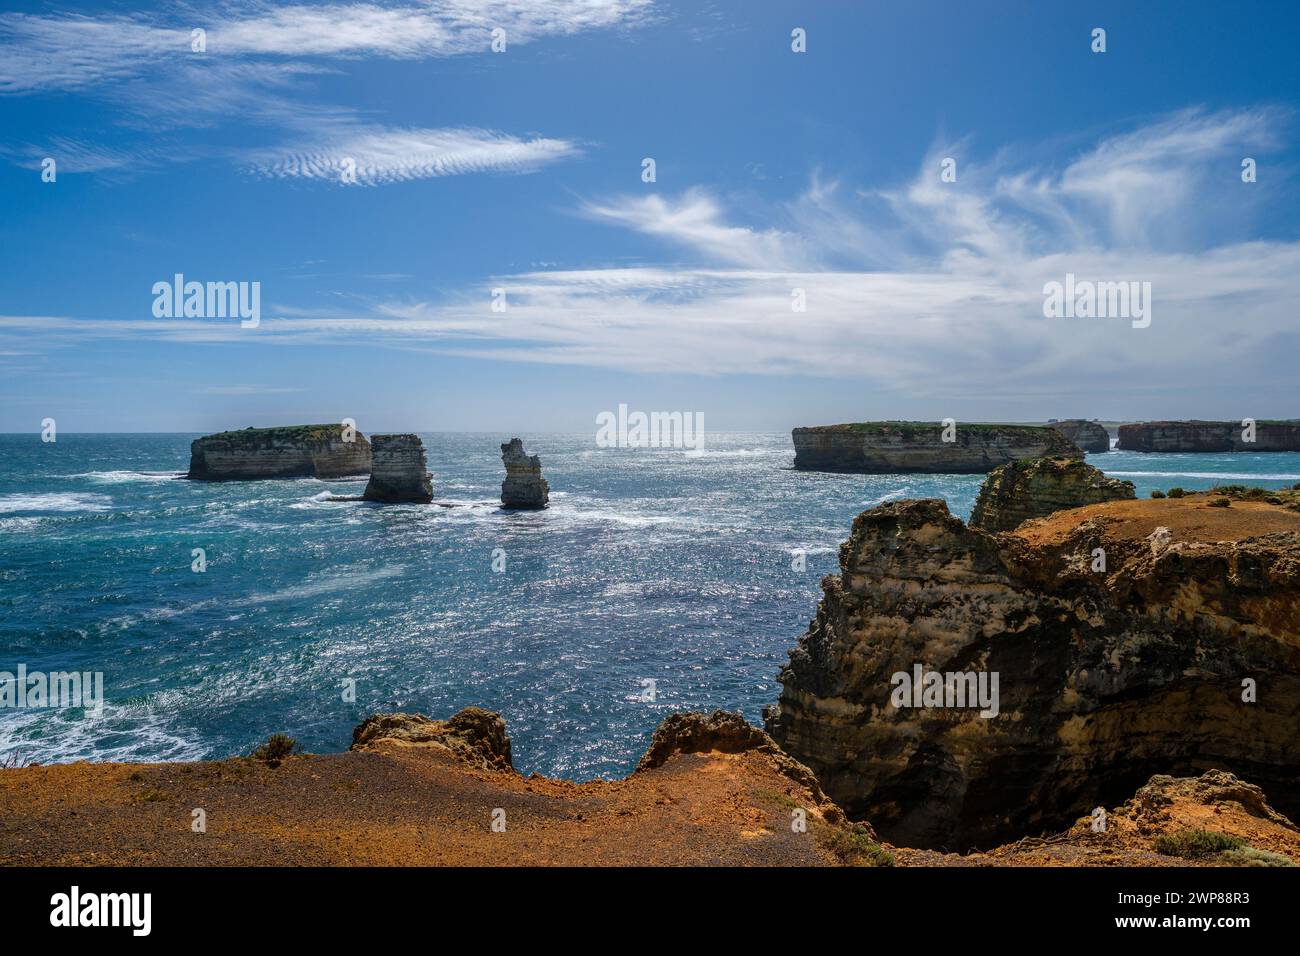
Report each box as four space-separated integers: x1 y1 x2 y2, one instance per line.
0 1 654 93
5 108 1296 406
248 125 580 184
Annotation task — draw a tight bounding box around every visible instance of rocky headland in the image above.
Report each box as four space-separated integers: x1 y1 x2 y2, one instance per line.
187 425 371 481
1048 419 1111 453
1118 420 1300 452
500 438 549 509
791 422 1081 474
969 456 1135 532
765 492 1300 851
362 434 433 503
3 707 1293 867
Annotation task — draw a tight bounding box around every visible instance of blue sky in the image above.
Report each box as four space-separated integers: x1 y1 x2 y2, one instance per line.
1 0 1298 433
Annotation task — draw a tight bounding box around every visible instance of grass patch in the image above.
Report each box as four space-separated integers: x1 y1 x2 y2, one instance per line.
1153 829 1245 859
1217 847 1296 867
821 823 896 867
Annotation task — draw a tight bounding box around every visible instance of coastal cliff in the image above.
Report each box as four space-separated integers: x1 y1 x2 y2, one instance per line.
3 707 1294 866
765 493 1300 850
1049 419 1111 453
187 425 371 480
362 434 433 503
1118 420 1300 452
791 422 1081 474
969 456 1135 532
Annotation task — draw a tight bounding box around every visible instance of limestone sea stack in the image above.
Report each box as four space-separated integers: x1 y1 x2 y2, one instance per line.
187 424 371 480
1049 419 1111 453
362 434 433 503
764 494 1300 850
1118 420 1300 452
791 422 1081 474
969 456 1135 532
500 438 549 509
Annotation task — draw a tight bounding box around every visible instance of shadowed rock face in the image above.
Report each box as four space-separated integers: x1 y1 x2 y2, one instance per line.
792 422 1081 474
969 456 1135 532
187 424 371 480
1119 420 1300 452
500 438 549 509
1049 419 1111 453
362 434 433 503
764 497 1300 851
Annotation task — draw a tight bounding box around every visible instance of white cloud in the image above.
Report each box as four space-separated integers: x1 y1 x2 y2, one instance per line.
248 125 580 184
4 108 1296 408
0 1 653 93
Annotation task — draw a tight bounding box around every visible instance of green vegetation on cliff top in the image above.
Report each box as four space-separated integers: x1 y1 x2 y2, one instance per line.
198 424 354 443
800 421 1057 434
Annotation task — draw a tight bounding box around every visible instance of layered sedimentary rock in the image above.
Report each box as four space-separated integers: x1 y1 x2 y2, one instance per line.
187 424 371 480
765 495 1300 851
500 437 549 509
362 434 433 503
1118 420 1300 452
969 456 1135 532
352 707 511 769
1049 419 1111 453
791 422 1081 474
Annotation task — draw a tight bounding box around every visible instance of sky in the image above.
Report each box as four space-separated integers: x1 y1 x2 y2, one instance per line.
1 0 1297 433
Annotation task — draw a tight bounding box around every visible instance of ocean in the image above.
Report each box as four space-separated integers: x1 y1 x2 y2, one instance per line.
2 432 1298 779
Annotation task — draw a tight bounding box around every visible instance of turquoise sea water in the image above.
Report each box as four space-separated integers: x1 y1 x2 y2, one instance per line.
3 432 1298 778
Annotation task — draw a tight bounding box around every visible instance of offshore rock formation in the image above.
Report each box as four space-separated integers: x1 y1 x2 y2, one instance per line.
362 434 433 503
1118 420 1300 452
187 424 371 480
1049 419 1111 453
969 456 1135 532
791 422 1081 474
765 495 1300 851
500 438 549 509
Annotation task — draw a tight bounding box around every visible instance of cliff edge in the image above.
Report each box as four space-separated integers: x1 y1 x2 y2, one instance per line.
792 422 1081 474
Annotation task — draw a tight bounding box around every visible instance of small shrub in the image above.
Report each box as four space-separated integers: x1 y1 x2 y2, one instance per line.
1207 497 1231 508
822 823 896 867
1218 847 1295 867
1153 829 1245 859
250 733 298 765
1150 489 1166 499
1167 487 1185 498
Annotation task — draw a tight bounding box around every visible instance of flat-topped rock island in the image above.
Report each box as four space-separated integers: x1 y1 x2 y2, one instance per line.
187 424 372 480
1118 420 1300 452
791 421 1081 474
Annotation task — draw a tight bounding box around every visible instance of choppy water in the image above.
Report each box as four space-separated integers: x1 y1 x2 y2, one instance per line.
2 432 1298 778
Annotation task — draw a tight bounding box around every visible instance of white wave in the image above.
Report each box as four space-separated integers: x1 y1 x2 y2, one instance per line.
1106 471 1300 481
0 492 113 514
64 470 183 484
0 516 44 533
239 564 408 604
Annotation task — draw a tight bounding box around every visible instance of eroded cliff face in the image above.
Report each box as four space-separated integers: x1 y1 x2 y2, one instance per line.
1049 419 1111 453
792 422 1081 474
362 434 433 503
1118 420 1300 452
969 456 1134 532
765 496 1300 851
188 425 371 480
